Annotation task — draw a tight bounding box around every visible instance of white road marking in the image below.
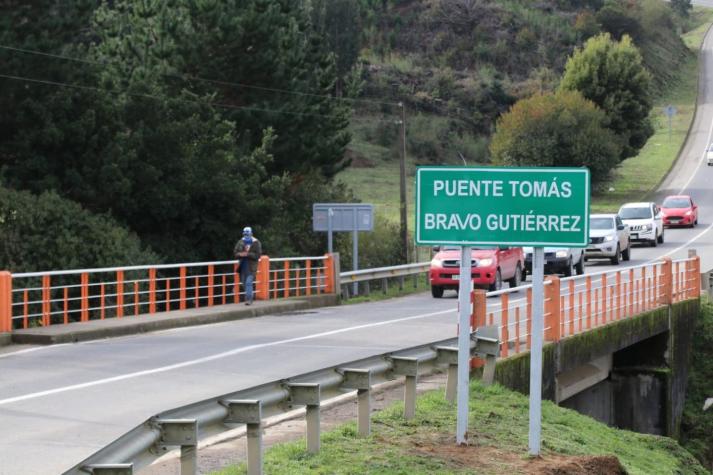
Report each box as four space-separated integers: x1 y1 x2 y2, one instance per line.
648 220 713 263
0 308 455 406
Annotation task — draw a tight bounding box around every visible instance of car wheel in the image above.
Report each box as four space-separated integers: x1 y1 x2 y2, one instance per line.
575 253 585 274
431 285 444 298
564 258 574 277
657 228 664 244
521 266 528 283
508 263 522 289
622 244 631 261
610 245 621 265
488 269 502 292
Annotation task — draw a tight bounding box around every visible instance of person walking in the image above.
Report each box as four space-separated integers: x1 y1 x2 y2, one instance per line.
233 226 262 305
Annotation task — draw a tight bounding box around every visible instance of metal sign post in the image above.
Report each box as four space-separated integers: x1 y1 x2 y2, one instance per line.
664 105 677 141
529 247 545 454
456 245 472 444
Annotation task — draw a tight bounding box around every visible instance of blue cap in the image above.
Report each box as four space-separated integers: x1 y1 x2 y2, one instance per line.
243 226 252 236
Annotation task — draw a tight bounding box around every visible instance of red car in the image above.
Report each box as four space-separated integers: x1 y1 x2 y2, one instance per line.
429 246 526 297
660 195 698 228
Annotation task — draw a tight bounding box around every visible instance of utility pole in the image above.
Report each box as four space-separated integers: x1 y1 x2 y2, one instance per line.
398 102 409 263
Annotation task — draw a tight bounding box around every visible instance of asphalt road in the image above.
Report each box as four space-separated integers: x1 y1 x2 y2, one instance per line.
3 19 713 475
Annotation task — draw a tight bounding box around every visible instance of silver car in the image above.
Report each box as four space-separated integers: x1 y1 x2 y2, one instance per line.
586 214 631 265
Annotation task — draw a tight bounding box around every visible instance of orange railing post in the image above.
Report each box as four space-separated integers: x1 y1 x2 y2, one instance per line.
661 257 673 305
526 288 532 350
615 271 622 321
80 273 89 322
0 271 12 333
207 265 215 307
324 254 335 294
501 293 509 357
42 275 51 326
693 255 701 298
471 289 487 368
179 267 187 310
306 260 312 296
116 270 124 318
149 268 157 314
256 256 270 300
283 261 291 298
544 276 561 342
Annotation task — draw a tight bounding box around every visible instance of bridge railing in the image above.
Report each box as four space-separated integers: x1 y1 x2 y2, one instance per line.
473 255 701 360
0 255 335 331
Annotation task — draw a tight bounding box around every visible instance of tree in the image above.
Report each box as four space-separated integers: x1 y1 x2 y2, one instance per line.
0 186 158 273
489 91 621 185
559 33 653 160
670 0 692 18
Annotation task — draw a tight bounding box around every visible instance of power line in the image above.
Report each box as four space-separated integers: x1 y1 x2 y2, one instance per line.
0 73 348 120
0 44 402 108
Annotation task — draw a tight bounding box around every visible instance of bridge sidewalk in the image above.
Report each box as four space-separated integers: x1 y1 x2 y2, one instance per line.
7 294 338 346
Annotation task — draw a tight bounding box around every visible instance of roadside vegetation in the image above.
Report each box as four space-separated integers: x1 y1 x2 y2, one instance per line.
213 379 706 475
680 298 713 470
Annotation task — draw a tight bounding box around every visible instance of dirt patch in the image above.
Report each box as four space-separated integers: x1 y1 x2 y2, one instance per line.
411 443 626 474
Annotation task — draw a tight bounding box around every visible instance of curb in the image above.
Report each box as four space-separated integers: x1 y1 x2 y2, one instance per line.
8 294 339 346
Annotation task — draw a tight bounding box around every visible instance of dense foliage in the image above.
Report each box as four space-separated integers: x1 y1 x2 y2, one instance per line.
680 299 713 469
0 186 158 273
559 33 653 160
0 0 354 265
490 91 620 184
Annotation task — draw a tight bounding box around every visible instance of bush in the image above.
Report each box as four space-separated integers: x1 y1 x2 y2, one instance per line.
489 90 621 184
0 186 158 273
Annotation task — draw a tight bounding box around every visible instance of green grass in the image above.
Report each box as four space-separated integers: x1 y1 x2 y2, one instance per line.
212 380 706 474
591 9 713 213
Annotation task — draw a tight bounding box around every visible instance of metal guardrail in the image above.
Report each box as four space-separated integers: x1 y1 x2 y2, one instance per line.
339 262 430 298
68 336 469 475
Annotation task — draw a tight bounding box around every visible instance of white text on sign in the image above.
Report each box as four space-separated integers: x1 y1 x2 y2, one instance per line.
424 213 582 232
433 179 572 199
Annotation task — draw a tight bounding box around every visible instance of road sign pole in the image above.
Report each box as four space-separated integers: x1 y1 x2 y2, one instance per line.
352 208 358 296
529 246 544 455
456 245 472 445
327 208 333 254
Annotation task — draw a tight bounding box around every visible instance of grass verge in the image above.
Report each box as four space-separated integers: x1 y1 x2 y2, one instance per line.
341 274 430 305
212 380 706 475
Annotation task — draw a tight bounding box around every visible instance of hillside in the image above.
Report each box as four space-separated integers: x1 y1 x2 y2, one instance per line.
339 0 697 221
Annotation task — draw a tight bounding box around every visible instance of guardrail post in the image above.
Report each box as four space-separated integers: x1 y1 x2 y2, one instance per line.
661 257 673 305
391 356 419 420
544 276 561 341
154 419 198 475
256 256 270 300
224 400 263 475
472 325 500 385
435 346 459 402
340 368 372 436
288 383 321 453
0 271 12 333
82 464 134 474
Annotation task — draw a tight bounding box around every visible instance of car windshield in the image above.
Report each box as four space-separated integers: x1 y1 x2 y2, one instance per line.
662 198 690 208
590 217 614 230
619 207 652 219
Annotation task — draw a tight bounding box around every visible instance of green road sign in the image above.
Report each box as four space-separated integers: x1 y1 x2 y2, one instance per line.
415 167 590 247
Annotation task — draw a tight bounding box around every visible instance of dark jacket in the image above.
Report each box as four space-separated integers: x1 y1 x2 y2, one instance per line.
233 237 262 274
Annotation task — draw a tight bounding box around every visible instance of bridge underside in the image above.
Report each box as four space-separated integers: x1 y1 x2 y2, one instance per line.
491 299 698 438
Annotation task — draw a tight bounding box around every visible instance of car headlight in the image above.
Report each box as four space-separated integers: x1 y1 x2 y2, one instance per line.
685 210 693 216
604 235 614 242
478 258 493 267
430 258 442 267
644 224 652 231
555 250 568 258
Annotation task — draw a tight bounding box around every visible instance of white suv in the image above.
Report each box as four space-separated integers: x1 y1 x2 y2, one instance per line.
618 202 664 247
